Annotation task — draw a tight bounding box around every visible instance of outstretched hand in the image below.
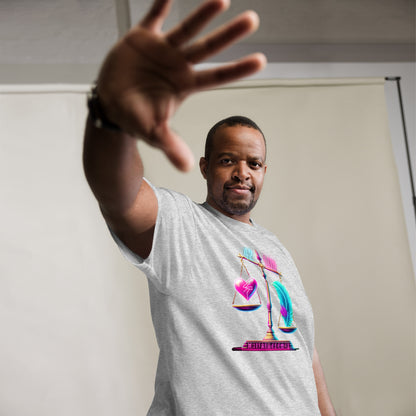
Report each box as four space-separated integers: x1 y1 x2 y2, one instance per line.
96 0 266 171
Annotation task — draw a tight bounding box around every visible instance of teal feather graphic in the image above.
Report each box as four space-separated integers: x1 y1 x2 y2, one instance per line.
243 247 256 262
272 281 294 327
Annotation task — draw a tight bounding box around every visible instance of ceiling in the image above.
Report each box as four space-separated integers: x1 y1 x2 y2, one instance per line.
129 0 415 44
0 0 414 83
128 0 416 62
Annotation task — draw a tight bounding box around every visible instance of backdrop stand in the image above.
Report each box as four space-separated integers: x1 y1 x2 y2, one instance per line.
385 76 416 224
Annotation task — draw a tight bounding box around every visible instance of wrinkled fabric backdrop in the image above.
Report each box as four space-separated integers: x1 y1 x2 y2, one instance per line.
0 78 414 416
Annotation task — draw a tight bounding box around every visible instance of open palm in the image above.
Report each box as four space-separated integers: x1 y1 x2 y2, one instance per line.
96 0 266 170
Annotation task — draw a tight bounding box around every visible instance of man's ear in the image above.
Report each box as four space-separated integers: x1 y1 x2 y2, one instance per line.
199 157 208 179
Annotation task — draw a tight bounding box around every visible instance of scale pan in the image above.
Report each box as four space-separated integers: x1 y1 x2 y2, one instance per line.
279 326 297 333
232 304 262 311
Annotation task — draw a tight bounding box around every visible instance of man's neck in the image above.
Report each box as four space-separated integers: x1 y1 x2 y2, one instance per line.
205 199 253 225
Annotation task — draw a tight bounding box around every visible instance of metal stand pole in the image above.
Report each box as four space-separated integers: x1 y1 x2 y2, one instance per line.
385 76 416 224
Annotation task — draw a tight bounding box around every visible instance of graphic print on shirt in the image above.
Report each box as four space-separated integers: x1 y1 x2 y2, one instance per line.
232 247 299 351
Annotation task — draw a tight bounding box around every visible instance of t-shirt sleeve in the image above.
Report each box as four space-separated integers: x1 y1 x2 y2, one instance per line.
107 180 196 292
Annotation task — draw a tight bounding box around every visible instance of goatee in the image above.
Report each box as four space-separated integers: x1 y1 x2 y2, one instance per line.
220 190 258 216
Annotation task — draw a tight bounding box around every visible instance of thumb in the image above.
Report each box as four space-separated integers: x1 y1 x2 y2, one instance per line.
153 123 195 172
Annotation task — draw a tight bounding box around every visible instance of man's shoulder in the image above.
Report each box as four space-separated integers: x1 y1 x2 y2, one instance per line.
146 179 191 202
146 179 202 217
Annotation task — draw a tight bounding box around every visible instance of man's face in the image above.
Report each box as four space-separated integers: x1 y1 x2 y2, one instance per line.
200 125 267 223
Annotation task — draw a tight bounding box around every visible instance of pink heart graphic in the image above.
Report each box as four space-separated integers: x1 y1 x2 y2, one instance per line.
235 278 258 300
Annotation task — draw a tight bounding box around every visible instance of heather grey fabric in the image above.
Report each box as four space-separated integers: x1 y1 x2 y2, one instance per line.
109 181 320 415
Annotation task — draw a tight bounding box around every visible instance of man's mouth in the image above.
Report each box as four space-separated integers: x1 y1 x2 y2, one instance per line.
225 185 254 193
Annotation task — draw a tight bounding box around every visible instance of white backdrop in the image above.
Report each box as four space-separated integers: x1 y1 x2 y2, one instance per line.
0 79 414 415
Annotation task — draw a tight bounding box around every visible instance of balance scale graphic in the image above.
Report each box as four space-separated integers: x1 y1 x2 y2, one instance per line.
232 247 298 351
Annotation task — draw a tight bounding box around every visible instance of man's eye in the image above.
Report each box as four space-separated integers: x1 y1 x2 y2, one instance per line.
250 161 262 168
220 159 233 165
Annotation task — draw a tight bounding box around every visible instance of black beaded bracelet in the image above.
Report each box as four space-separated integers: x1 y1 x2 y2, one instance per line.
87 85 122 132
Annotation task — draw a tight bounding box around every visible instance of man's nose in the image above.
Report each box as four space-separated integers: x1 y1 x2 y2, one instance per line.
232 162 250 181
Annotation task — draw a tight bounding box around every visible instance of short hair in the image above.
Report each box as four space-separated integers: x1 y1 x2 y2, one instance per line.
204 115 266 160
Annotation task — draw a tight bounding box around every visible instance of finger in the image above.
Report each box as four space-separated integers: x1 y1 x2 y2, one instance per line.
166 0 229 47
183 10 259 64
194 53 267 90
139 0 172 32
151 122 195 172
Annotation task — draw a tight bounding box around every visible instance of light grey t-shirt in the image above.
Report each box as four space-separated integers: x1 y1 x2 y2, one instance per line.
110 182 320 415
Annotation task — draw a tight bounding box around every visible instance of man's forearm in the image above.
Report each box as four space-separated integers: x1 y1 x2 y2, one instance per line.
313 347 336 416
83 117 144 216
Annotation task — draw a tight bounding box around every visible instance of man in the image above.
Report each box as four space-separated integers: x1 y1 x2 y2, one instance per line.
83 0 336 414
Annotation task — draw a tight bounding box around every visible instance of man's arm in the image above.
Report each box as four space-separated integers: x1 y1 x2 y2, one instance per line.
83 0 266 258
313 347 337 416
